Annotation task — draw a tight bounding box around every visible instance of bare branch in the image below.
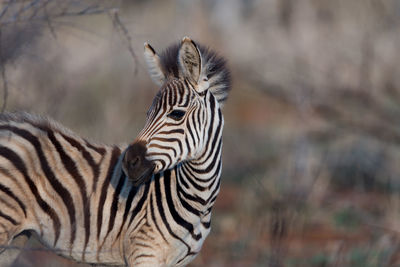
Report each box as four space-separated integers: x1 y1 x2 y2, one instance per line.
0 3 10 20
0 0 114 26
109 8 138 75
246 70 400 145
0 67 8 113
0 0 123 113
43 1 57 39
0 29 8 113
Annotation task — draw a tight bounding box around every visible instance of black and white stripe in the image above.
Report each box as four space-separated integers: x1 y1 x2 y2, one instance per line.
0 37 230 266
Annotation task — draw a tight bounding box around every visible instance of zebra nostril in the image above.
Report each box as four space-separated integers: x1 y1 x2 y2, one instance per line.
123 141 151 176
123 141 156 186
130 157 140 170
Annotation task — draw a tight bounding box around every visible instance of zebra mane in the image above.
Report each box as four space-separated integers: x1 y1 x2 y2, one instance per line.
159 42 231 104
0 111 88 141
0 111 63 129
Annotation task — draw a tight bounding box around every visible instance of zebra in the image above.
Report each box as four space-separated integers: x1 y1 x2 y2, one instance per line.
0 36 231 266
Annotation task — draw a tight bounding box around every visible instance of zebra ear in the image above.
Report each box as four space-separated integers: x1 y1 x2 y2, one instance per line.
144 42 166 86
178 37 208 92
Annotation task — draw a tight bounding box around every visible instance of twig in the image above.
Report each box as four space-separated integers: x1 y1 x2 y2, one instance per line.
109 8 138 75
1 68 8 113
0 0 125 113
0 0 113 27
43 0 57 39
0 29 8 113
76 4 100 15
247 71 400 145
1 8 112 26
0 4 10 20
17 0 40 17
27 0 48 21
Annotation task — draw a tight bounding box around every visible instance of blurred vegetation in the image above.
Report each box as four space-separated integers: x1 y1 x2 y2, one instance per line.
2 0 400 266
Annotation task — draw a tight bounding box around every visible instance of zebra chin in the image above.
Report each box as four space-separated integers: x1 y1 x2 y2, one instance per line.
123 141 156 187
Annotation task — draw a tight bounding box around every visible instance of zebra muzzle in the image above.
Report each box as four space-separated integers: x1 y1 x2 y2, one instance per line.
123 141 155 186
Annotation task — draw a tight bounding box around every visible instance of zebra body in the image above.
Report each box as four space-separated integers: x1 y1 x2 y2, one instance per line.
0 37 230 266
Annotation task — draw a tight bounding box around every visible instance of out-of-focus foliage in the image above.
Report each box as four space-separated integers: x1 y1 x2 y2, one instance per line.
2 0 400 266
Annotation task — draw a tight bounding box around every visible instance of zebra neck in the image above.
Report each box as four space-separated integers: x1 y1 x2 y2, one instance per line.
175 137 223 210
183 130 223 181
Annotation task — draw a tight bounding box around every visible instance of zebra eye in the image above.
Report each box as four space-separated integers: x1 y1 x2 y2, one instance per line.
168 110 186 121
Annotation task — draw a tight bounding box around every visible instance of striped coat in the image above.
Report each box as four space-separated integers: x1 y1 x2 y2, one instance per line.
0 37 230 266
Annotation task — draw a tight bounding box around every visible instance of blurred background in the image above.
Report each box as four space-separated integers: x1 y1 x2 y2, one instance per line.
2 0 400 266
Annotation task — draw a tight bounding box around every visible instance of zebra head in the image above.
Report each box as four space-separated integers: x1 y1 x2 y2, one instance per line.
123 37 231 186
